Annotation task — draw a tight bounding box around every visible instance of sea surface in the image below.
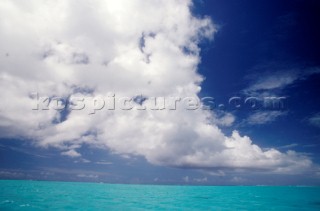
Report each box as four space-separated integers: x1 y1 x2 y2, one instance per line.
0 180 320 210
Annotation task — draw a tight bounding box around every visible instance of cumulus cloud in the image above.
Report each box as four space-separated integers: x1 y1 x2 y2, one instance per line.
211 112 235 127
0 0 314 174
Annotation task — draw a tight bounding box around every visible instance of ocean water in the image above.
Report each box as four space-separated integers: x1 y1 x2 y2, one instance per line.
0 180 320 210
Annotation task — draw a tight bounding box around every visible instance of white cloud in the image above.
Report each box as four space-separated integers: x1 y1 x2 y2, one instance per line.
277 143 298 150
0 0 315 174
308 113 320 128
244 67 320 95
230 176 246 183
0 170 24 178
206 170 225 177
74 158 91 163
61 149 81 158
77 174 98 179
183 176 189 183
193 177 207 182
246 111 287 125
245 72 298 93
211 112 235 127
96 161 113 165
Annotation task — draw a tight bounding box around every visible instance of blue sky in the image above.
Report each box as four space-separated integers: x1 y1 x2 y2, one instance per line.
0 0 320 185
196 0 320 162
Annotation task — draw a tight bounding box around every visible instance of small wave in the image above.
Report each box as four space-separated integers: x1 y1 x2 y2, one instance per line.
1 200 14 204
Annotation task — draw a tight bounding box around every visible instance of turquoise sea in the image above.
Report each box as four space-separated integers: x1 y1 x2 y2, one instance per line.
0 180 320 210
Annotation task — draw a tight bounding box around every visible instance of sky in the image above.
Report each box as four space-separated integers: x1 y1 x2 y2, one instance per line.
0 0 320 185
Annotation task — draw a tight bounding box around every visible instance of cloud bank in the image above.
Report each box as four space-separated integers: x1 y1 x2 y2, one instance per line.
0 0 314 173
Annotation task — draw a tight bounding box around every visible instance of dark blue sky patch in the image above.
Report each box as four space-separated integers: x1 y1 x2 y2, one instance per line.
133 95 148 105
